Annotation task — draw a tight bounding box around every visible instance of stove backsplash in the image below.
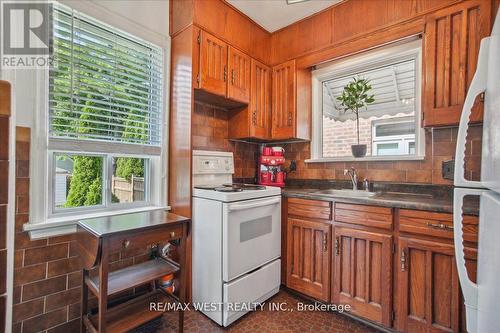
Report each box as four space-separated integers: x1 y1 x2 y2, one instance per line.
192 102 258 179
283 125 482 186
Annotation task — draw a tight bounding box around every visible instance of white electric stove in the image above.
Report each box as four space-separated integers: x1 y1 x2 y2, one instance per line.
192 150 281 327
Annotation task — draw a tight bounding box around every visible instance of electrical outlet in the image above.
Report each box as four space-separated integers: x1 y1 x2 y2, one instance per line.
442 159 454 180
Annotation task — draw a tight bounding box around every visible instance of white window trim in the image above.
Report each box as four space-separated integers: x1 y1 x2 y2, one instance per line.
308 38 425 163
25 0 171 238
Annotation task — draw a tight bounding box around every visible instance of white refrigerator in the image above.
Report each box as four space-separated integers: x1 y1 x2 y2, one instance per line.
454 8 500 333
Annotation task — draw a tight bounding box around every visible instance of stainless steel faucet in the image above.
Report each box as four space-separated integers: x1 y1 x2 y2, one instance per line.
363 178 370 191
344 167 358 190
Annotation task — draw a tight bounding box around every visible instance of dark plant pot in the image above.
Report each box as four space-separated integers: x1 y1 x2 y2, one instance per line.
351 144 367 158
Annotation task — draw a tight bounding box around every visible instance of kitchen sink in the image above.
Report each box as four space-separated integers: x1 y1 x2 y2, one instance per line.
312 189 376 198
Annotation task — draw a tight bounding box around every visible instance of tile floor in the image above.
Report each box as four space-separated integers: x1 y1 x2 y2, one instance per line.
138 290 379 333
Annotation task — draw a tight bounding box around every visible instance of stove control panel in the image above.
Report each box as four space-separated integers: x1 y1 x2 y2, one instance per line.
193 150 234 174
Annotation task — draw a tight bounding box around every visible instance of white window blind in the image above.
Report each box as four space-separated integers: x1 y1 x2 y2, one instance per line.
49 5 163 149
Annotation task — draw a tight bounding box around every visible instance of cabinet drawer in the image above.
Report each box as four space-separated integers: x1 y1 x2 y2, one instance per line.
108 225 183 253
334 203 393 230
399 210 478 242
287 198 332 220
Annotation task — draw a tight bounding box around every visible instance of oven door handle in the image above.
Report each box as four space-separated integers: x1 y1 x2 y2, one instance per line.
227 197 281 212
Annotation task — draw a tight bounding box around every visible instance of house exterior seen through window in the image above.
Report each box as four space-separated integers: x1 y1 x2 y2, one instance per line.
311 39 424 161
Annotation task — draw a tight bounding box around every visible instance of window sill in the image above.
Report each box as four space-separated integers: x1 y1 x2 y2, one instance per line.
23 206 171 239
305 155 426 163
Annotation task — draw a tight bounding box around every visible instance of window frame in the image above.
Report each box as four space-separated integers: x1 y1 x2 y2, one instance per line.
27 1 170 231
48 152 153 218
309 38 425 162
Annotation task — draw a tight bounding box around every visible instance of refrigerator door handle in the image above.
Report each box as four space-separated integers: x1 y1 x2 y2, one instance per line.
453 187 485 333
454 37 490 188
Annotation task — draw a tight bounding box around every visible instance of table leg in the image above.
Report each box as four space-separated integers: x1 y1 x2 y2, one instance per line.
178 223 188 333
81 270 88 333
98 245 109 333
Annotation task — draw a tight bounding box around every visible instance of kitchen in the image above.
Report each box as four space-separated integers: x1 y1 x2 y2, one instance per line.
0 0 499 332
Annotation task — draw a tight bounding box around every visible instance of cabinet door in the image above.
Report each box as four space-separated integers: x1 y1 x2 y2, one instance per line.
333 227 392 326
198 30 228 97
227 47 251 103
249 59 271 139
272 60 296 139
423 0 490 127
287 218 331 302
396 237 460 333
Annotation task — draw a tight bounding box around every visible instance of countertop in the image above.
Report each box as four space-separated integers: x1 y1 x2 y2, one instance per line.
283 188 480 216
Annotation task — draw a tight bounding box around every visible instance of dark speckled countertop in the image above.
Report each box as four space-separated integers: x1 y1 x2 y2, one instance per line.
281 183 479 216
233 178 480 215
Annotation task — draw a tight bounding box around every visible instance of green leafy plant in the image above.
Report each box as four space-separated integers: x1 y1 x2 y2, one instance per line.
336 77 375 145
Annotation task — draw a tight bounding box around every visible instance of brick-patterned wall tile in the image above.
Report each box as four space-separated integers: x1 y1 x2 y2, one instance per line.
0 117 8 160
21 307 67 333
45 287 81 312
47 318 80 333
0 161 8 204
47 257 81 278
24 243 68 266
22 276 67 302
68 303 80 321
14 263 46 286
12 298 44 323
0 296 5 333
14 232 47 250
0 249 6 294
192 102 258 180
285 125 482 185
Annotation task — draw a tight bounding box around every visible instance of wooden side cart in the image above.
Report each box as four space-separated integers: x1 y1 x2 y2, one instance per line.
76 210 190 333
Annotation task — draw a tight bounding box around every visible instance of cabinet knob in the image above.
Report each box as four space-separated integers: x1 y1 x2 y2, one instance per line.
122 240 130 249
170 231 176 238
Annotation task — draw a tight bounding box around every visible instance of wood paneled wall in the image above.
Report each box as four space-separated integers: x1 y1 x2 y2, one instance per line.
170 0 271 64
169 26 195 219
270 0 462 66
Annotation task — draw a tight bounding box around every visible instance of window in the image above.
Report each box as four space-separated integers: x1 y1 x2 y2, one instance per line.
372 118 415 156
47 4 164 216
310 39 424 161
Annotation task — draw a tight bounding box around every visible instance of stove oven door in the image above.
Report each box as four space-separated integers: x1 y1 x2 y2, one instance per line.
222 196 281 282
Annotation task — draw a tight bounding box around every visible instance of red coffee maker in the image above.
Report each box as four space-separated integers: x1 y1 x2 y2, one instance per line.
258 146 285 187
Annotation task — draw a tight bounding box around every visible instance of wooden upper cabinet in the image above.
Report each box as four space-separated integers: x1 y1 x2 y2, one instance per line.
287 218 331 302
332 227 393 327
272 60 296 139
227 47 251 104
227 57 271 140
423 0 491 127
396 237 460 333
198 30 228 97
249 59 271 138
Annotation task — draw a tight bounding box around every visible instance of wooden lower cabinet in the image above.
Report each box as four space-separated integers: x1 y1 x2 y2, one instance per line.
396 237 460 333
332 227 393 327
286 218 331 302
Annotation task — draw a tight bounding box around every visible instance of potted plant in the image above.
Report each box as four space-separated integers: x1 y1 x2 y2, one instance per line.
336 77 375 157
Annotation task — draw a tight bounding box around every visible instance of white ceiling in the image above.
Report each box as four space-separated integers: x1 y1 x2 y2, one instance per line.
227 0 342 33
